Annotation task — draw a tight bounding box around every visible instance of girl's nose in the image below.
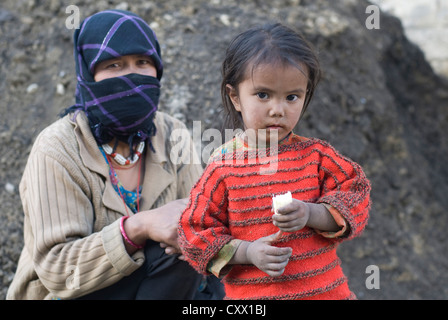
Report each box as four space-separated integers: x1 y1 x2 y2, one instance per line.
269 101 285 117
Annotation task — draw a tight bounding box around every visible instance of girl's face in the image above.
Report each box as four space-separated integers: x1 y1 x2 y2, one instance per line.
93 54 157 82
226 62 308 145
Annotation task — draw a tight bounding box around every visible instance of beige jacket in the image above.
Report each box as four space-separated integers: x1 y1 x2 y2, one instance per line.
7 111 202 300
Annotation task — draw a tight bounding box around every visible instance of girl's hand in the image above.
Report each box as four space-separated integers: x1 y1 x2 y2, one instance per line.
245 232 292 277
272 199 310 232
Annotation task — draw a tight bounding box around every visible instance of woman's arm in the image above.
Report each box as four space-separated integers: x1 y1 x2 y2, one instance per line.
121 198 188 255
23 151 143 299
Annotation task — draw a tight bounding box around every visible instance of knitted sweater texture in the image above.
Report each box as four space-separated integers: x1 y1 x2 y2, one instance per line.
179 136 371 300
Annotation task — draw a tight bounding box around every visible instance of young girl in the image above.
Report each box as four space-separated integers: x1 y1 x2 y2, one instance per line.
178 23 371 300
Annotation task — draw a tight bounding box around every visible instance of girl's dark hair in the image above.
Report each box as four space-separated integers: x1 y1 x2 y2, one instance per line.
221 22 321 130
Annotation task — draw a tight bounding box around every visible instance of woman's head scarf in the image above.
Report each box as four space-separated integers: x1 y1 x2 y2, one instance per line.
63 10 163 153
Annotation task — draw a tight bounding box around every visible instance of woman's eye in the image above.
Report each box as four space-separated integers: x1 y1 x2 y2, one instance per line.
106 62 120 69
286 94 299 102
256 92 269 99
138 59 154 66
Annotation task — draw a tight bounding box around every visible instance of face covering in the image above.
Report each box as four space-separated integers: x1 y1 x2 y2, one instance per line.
79 73 160 147
63 9 164 152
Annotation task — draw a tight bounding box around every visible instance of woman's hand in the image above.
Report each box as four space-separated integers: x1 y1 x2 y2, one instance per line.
123 198 188 257
145 198 188 253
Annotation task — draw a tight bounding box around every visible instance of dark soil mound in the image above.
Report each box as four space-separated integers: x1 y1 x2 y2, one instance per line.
1 0 447 299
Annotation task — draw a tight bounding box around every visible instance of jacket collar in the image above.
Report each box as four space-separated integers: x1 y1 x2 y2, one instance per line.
71 111 174 214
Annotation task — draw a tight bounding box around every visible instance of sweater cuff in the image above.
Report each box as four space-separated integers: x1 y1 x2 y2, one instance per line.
315 203 348 238
207 239 241 278
102 218 145 276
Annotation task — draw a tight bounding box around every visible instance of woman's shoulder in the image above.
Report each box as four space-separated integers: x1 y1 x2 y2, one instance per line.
33 115 76 146
29 114 81 160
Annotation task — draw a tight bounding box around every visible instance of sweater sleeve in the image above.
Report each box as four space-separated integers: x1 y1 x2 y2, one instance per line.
316 143 371 240
178 163 233 274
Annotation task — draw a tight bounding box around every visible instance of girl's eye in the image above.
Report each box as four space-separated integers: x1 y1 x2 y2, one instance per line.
286 94 299 102
256 92 269 99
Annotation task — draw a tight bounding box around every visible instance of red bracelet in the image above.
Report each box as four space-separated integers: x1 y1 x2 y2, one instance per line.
120 216 144 249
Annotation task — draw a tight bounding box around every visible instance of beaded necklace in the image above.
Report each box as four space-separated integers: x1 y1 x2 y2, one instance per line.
102 141 145 166
99 142 145 214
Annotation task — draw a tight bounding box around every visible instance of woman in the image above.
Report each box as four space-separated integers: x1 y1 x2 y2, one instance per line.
7 9 222 300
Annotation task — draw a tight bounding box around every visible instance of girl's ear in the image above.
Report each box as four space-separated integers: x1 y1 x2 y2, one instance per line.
226 84 241 112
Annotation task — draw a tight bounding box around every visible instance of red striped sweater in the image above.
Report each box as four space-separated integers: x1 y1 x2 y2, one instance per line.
178 135 371 299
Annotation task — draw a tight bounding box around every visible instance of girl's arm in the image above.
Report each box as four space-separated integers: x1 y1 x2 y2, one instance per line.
315 144 371 240
273 142 370 240
178 163 233 274
272 201 341 233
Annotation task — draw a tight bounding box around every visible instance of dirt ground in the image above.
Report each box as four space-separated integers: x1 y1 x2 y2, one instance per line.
1 0 447 299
